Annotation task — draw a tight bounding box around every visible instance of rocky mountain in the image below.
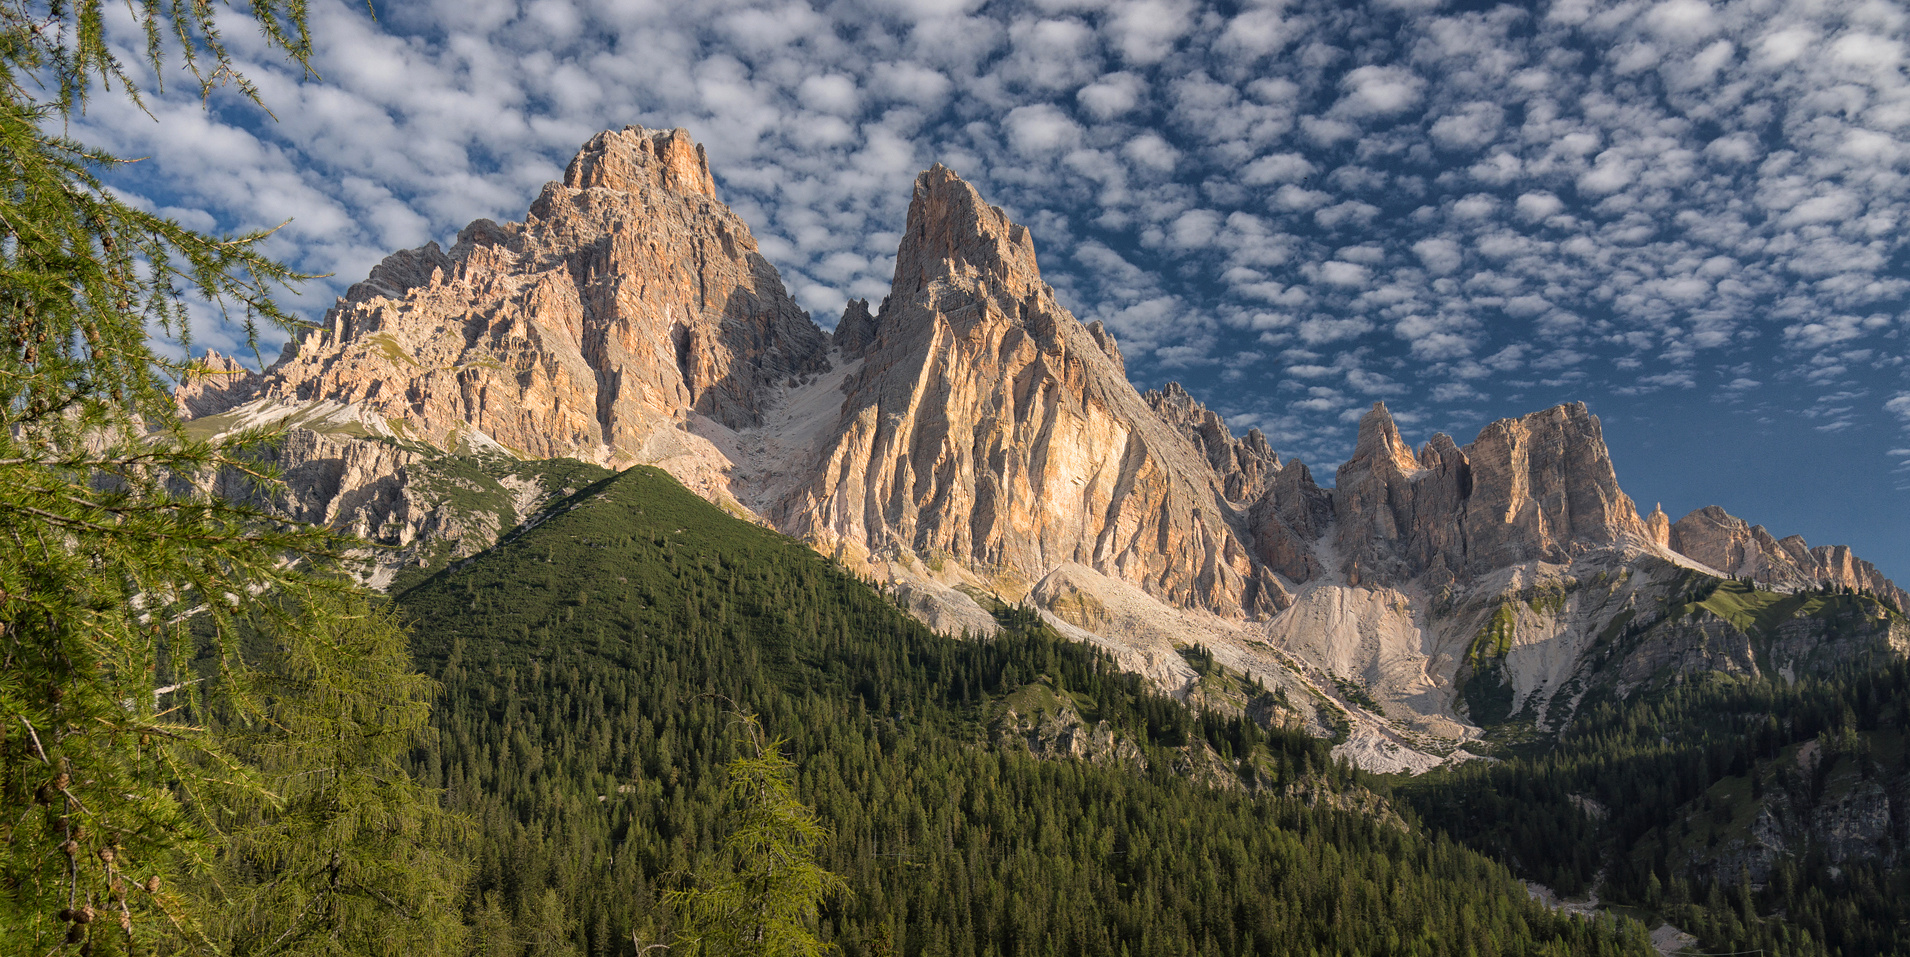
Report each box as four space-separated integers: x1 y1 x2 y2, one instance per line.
768 165 1287 628
175 125 1908 772
1668 505 1908 612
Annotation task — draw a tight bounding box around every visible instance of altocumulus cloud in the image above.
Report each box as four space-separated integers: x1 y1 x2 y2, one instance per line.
86 0 1910 518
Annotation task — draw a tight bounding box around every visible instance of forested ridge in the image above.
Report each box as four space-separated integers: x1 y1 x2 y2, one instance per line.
395 465 1654 957
1403 645 1910 957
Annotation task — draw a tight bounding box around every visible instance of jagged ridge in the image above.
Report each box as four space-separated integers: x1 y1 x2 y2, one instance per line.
172 125 1907 770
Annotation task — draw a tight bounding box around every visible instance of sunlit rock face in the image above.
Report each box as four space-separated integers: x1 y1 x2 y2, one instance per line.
771 165 1291 619
175 125 1909 773
1328 400 1651 588
221 125 828 465
1670 505 1909 611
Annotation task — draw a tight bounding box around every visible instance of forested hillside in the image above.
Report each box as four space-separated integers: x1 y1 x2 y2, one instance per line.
395 465 1653 957
1404 641 1910 957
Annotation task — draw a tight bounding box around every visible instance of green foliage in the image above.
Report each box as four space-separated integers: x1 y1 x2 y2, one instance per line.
1671 574 1881 637
1402 657 1910 957
1459 604 1519 726
668 713 847 957
196 590 468 957
397 465 1654 957
1468 603 1517 664
0 5 462 952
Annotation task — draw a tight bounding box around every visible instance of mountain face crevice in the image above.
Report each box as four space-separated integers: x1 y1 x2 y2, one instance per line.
173 125 1907 773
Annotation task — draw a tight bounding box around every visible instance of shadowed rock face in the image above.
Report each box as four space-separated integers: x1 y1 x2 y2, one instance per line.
1144 382 1280 504
770 165 1291 617
1671 505 1909 611
220 126 828 463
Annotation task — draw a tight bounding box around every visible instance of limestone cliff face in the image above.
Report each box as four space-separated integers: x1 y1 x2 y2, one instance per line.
1321 399 1650 584
1670 505 1909 611
770 166 1287 617
170 124 1910 771
1328 401 1651 587
175 350 262 419
1460 402 1650 573
229 126 828 464
1144 382 1280 504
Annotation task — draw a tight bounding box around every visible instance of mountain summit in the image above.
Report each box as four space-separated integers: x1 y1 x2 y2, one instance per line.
772 163 1288 626
177 127 1908 771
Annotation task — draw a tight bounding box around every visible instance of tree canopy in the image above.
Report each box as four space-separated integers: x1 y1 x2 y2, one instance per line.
0 4 458 952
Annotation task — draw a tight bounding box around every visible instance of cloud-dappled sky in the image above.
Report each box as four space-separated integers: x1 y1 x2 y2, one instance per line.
92 0 1910 577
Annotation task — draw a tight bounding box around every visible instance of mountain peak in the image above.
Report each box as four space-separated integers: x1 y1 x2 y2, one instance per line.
1344 402 1420 478
892 164 1043 302
1668 505 1906 608
563 126 716 199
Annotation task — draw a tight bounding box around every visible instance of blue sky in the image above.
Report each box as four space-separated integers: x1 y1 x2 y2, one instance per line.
89 0 1910 579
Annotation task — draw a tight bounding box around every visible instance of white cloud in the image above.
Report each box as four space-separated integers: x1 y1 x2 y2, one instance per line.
1315 201 1379 228
1317 261 1371 287
1886 393 1910 423
1413 237 1463 275
1168 209 1222 248
1643 0 1718 43
1335 65 1425 118
1577 150 1635 195
1006 17 1102 90
1077 72 1145 119
1004 104 1084 155
1515 191 1563 221
797 74 861 116
1124 132 1181 172
1429 102 1503 151
1103 0 1195 65
1215 8 1296 62
870 62 953 106
1241 152 1314 185
1297 316 1374 344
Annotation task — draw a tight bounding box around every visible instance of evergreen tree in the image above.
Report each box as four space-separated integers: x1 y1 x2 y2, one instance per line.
197 591 468 956
669 712 847 957
0 3 446 951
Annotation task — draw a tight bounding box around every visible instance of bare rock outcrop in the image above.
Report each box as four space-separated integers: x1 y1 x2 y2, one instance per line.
771 165 1288 618
234 126 828 464
175 350 263 419
833 298 879 358
1645 503 1672 548
1670 505 1908 610
168 123 1910 771
1144 382 1280 503
1327 401 1652 588
1460 401 1649 574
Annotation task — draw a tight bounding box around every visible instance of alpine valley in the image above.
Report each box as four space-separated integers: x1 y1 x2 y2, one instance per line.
181 127 1910 956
